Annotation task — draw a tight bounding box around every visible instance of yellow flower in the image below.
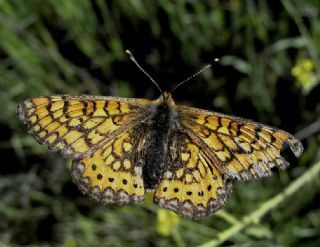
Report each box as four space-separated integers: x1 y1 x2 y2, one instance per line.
156 209 180 236
291 58 318 94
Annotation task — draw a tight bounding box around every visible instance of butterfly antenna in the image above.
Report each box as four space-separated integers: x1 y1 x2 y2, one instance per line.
171 58 220 94
126 50 164 98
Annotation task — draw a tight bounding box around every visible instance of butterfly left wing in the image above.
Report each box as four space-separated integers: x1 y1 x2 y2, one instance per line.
154 131 232 220
17 95 153 204
177 105 303 180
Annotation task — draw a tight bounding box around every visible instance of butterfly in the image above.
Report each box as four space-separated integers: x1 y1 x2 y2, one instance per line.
17 51 303 220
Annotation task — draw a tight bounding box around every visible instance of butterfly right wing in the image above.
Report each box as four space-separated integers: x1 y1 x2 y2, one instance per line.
178 105 303 180
17 95 151 159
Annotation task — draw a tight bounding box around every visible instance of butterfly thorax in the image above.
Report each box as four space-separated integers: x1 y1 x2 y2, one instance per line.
142 93 178 190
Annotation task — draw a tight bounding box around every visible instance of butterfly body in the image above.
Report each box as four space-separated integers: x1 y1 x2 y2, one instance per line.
17 92 303 220
142 101 172 190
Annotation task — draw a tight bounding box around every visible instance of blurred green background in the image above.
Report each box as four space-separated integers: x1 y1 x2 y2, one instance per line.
1 1 320 246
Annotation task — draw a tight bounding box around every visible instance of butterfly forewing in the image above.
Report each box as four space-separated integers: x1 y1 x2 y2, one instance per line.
178 105 303 180
17 95 151 158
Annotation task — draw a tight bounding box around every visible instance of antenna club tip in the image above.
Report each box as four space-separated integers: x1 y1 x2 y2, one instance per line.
125 49 132 56
213 57 220 63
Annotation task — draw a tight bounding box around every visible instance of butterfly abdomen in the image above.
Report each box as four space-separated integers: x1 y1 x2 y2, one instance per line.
143 103 174 190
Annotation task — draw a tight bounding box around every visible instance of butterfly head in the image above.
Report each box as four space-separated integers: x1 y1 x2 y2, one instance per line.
155 92 175 106
164 92 175 106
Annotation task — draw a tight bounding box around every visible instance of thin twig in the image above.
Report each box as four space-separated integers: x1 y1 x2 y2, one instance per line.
295 118 320 141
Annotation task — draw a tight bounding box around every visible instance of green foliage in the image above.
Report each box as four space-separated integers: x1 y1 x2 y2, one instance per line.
0 0 319 246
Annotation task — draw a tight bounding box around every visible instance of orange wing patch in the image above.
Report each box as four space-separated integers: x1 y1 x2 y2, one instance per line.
154 134 232 220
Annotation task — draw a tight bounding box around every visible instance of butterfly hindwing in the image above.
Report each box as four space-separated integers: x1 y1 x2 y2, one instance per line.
178 105 303 180
154 132 232 220
72 129 147 204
